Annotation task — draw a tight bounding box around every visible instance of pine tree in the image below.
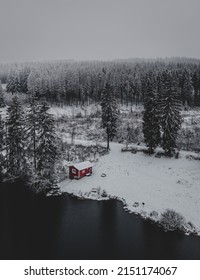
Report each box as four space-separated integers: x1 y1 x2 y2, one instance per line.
159 71 182 155
0 81 5 108
101 82 118 150
27 70 44 99
34 100 59 194
19 66 30 93
182 73 194 108
0 113 4 151
143 79 161 154
7 71 20 94
0 113 5 181
26 96 40 171
192 70 200 106
6 96 27 179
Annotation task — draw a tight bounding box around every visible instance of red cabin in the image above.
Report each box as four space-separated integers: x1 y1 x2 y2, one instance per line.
69 161 93 179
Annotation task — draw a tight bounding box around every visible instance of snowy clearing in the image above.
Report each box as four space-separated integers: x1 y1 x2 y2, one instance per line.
59 142 200 235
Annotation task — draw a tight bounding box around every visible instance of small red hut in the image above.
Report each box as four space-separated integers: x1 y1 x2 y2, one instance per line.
69 161 93 179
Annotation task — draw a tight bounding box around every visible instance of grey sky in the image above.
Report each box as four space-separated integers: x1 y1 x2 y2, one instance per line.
0 0 200 63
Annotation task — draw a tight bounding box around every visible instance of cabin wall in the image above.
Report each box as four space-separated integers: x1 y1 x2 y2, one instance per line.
69 166 78 179
69 166 92 179
80 167 92 177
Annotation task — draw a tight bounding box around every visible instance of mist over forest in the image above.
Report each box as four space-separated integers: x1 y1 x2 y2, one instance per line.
1 57 200 107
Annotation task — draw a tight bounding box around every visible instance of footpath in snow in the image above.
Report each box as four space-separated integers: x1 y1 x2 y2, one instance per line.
59 142 200 235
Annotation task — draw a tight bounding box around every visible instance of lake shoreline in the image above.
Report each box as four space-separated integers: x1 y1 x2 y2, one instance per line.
61 189 199 237
59 141 200 237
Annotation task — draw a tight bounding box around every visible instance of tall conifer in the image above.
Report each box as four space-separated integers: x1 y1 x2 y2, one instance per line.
159 71 182 155
0 113 5 181
101 82 118 150
0 82 5 108
143 78 161 154
26 96 40 171
34 100 59 194
6 96 27 178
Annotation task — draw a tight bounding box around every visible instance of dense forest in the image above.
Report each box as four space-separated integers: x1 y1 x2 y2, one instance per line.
0 96 59 194
1 57 200 193
0 57 200 107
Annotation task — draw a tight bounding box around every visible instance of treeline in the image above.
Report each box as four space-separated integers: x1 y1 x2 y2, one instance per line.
0 96 59 194
142 71 182 155
99 69 183 155
0 57 200 106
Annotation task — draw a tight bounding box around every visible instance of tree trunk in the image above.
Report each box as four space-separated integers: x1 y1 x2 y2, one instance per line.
107 129 110 150
33 125 37 171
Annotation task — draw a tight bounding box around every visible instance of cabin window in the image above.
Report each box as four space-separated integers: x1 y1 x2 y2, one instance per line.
82 169 85 174
72 168 76 174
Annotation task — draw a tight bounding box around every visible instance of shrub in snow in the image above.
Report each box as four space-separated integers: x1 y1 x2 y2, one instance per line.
150 211 158 218
131 148 137 154
101 189 107 197
142 148 153 155
160 209 185 231
186 154 200 161
175 151 180 159
185 221 197 234
75 112 83 118
133 202 139 207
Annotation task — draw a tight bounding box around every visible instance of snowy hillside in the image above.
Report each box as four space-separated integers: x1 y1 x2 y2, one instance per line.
60 142 200 235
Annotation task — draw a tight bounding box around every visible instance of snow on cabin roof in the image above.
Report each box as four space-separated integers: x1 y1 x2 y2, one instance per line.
71 161 93 170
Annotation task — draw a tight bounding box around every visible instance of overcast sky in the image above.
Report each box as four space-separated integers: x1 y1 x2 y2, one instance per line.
0 0 200 63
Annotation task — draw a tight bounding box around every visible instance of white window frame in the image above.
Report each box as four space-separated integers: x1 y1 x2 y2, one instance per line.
72 168 76 174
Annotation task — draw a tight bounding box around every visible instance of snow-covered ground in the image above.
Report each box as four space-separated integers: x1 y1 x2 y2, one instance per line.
1 100 200 233
59 142 200 234
49 104 101 118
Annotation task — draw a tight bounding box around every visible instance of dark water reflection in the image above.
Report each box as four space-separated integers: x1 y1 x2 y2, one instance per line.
0 182 200 259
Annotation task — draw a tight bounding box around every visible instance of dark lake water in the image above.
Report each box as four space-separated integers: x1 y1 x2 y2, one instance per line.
0 182 200 260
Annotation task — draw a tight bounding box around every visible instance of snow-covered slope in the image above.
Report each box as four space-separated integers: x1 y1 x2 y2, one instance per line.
60 142 200 234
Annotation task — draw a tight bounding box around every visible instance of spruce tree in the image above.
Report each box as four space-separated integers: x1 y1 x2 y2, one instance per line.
100 82 118 150
159 71 182 156
6 96 27 179
7 72 20 94
143 79 161 154
182 73 194 108
192 70 200 106
0 113 5 181
26 96 40 171
35 100 59 194
0 113 4 150
0 82 5 108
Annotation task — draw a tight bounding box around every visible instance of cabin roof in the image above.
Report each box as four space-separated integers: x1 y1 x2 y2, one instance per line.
70 161 93 171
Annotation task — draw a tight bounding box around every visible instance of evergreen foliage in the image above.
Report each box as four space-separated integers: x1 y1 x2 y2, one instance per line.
101 82 118 150
1 58 200 106
26 96 40 171
0 95 60 193
159 71 182 155
0 81 5 107
143 79 161 154
0 113 4 150
33 100 59 194
7 72 20 94
192 70 200 106
6 96 27 178
180 71 194 107
0 113 5 181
